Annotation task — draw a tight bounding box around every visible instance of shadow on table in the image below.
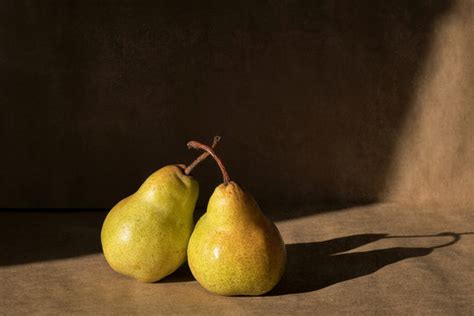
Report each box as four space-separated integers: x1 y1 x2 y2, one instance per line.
161 262 195 283
0 210 106 266
270 231 473 296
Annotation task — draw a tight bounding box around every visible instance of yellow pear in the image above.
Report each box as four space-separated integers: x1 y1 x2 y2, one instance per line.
101 138 219 282
186 141 286 295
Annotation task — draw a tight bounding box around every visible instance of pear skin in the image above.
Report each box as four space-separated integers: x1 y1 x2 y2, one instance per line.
188 182 286 295
101 165 198 282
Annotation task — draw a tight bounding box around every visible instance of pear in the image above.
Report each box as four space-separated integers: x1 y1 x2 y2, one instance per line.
101 137 219 282
186 141 286 295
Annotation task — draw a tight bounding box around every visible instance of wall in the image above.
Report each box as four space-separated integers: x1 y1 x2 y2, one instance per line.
1 0 472 211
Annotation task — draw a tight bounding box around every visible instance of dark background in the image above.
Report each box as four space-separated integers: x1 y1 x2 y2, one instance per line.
1 0 473 213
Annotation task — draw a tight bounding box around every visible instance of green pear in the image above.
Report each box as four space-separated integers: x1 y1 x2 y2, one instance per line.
101 165 197 282
101 137 220 282
186 141 286 295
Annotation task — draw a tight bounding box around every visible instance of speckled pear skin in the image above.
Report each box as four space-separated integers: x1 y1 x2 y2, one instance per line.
188 182 286 296
101 165 198 282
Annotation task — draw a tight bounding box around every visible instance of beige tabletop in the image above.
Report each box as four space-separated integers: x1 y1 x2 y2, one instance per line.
1 203 473 315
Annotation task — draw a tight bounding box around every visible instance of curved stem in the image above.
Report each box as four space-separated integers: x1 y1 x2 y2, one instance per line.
187 140 230 185
184 136 221 175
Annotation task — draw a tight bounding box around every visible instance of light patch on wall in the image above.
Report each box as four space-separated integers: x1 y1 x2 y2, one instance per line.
383 0 474 206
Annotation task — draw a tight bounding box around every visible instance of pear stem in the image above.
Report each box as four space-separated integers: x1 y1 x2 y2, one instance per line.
187 140 231 185
184 136 221 175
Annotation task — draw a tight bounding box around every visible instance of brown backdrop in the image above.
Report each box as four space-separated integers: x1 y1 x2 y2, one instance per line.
1 0 473 213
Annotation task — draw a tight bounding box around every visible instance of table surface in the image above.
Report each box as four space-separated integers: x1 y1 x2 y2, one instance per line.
1 203 473 315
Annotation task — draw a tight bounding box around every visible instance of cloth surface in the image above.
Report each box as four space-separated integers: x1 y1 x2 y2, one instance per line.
2 204 472 315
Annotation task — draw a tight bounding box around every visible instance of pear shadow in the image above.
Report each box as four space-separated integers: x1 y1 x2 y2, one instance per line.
0 210 106 266
269 232 471 296
160 262 195 283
